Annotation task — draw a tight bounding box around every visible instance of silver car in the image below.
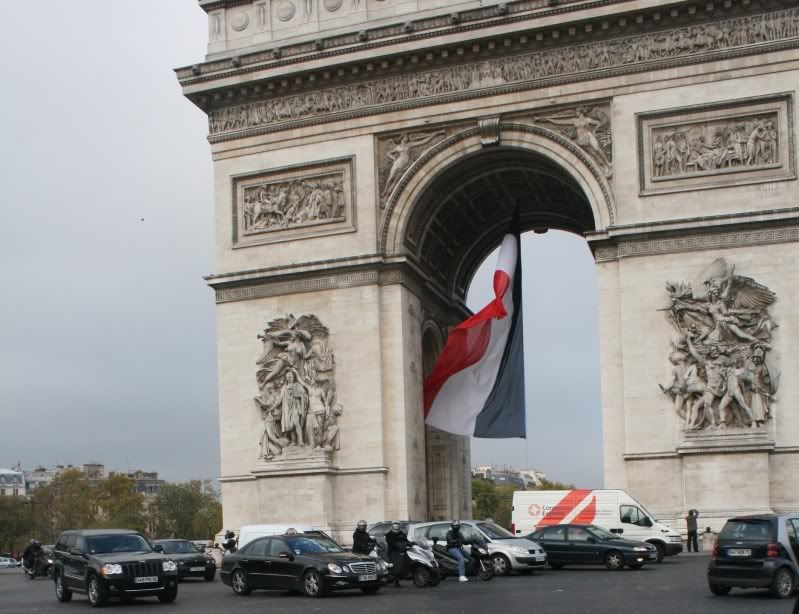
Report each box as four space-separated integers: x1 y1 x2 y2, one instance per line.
409 520 547 576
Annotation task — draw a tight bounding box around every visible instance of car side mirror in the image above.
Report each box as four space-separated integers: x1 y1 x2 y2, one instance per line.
69 548 85 557
431 537 439 545
279 551 294 561
586 537 596 544
644 518 653 528
153 544 164 553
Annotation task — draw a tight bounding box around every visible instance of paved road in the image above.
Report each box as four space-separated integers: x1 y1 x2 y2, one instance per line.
1 555 796 613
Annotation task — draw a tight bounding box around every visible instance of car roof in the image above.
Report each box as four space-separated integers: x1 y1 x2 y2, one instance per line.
152 539 189 543
727 514 779 522
64 529 141 536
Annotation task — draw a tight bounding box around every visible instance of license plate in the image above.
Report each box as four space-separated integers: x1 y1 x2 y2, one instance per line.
728 548 751 557
358 574 377 582
190 567 205 572
134 576 158 584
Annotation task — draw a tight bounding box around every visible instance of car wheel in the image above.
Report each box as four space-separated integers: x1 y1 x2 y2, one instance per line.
549 562 564 570
709 583 731 596
770 568 794 599
651 542 665 563
231 568 251 596
604 551 625 571
412 565 431 587
303 569 327 598
204 569 216 582
157 586 178 603
360 586 381 594
87 574 108 608
491 553 511 576
54 571 73 603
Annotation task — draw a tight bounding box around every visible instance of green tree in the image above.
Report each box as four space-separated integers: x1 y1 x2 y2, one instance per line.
471 476 578 530
472 478 500 522
0 495 33 555
538 478 577 490
32 469 95 542
151 481 222 539
95 473 146 532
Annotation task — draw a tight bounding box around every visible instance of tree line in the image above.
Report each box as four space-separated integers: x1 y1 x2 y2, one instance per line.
0 469 222 557
472 477 576 529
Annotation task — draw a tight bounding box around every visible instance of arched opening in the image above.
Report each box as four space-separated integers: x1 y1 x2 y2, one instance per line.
400 142 602 519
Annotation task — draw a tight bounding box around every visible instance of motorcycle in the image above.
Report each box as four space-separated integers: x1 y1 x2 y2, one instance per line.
430 537 494 581
370 539 441 587
23 553 53 580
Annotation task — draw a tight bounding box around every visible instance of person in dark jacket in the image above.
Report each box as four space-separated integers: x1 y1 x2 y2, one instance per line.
22 539 41 572
685 509 699 552
446 520 468 582
352 520 376 556
221 530 237 554
385 522 409 587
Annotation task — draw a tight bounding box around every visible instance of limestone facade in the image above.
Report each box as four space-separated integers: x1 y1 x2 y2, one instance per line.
179 0 799 538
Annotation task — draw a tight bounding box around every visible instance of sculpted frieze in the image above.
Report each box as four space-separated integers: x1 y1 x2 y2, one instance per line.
659 258 778 433
533 105 612 178
377 129 449 207
208 7 799 138
232 157 355 247
255 314 342 461
639 94 795 195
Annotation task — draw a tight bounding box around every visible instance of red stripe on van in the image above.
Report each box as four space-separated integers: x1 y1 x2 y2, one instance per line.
572 495 597 525
537 490 592 527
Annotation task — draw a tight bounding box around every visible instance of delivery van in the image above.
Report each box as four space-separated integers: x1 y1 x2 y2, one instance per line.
511 489 683 562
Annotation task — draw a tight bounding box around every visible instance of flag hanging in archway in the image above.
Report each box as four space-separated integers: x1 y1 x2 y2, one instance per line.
423 226 526 438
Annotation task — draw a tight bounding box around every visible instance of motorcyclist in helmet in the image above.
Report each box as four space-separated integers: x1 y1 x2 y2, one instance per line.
446 520 468 582
351 520 376 556
221 530 237 554
23 539 42 575
385 522 410 587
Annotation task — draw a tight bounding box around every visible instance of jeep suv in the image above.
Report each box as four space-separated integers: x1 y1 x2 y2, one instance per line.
707 514 799 599
53 529 178 607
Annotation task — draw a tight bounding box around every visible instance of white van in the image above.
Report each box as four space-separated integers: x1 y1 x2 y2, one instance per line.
511 489 683 562
236 524 319 548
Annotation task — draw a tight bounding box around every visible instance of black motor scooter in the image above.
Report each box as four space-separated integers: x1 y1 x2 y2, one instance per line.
371 538 441 587
430 537 494 581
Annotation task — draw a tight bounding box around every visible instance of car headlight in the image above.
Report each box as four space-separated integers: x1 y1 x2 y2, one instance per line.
47 559 53 565
633 546 648 552
327 563 343 574
511 546 528 554
101 564 123 576
342 565 350 573
162 561 177 572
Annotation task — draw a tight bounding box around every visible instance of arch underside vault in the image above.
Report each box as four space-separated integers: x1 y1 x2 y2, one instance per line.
402 146 596 301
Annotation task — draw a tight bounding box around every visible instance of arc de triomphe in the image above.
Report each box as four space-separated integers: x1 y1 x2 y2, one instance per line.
178 0 799 536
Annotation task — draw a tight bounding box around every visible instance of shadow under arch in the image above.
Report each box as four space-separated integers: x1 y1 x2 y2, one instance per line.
381 123 614 301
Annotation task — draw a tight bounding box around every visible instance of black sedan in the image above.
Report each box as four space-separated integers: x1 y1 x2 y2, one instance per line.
152 539 216 581
221 532 391 597
528 524 658 570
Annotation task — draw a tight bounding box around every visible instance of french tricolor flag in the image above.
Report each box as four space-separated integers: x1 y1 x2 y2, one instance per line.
423 226 526 438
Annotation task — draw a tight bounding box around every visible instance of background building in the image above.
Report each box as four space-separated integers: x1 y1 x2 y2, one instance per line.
0 467 26 497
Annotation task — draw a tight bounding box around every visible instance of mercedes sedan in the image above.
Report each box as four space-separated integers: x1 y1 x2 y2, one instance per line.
220 531 391 597
528 524 658 570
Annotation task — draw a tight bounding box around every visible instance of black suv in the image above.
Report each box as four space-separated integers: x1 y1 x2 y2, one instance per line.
707 514 799 599
53 529 178 607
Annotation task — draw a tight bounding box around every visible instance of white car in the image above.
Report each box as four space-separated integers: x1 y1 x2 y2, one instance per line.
0 557 18 568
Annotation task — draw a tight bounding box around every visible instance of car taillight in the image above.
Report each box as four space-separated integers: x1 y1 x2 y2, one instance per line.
767 543 779 558
711 541 718 559
511 523 515 535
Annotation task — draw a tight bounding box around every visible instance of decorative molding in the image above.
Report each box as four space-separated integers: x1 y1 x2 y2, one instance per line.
204 6 799 141
215 270 378 303
638 93 796 196
593 224 799 262
479 116 501 147
231 156 356 248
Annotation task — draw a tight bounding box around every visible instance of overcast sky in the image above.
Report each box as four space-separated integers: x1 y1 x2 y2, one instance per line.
0 2 602 487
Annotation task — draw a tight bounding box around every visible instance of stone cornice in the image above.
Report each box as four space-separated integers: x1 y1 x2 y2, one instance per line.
592 211 799 262
192 1 799 142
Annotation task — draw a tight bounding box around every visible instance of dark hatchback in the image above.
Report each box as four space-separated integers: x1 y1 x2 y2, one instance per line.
152 539 216 581
52 529 178 607
707 514 799 599
529 524 658 570
221 532 391 597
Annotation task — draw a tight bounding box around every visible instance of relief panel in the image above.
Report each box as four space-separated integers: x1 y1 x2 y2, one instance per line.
232 157 356 248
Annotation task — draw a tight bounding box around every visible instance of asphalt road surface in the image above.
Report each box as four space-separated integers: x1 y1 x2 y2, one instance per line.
1 555 796 613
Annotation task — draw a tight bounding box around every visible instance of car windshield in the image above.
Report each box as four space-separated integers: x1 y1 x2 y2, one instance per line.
159 541 200 554
587 526 616 540
720 520 774 542
86 534 153 555
477 523 514 539
285 536 344 555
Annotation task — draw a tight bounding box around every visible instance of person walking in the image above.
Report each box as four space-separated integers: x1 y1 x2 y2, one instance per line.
446 520 468 583
685 509 699 552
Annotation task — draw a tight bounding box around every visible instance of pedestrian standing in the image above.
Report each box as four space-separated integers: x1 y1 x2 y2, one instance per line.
685 509 699 552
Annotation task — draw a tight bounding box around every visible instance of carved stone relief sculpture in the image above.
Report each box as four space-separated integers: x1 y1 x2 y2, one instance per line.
533 105 612 178
255 314 343 461
232 157 356 247
659 258 778 432
208 7 799 139
377 129 448 207
639 94 795 195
